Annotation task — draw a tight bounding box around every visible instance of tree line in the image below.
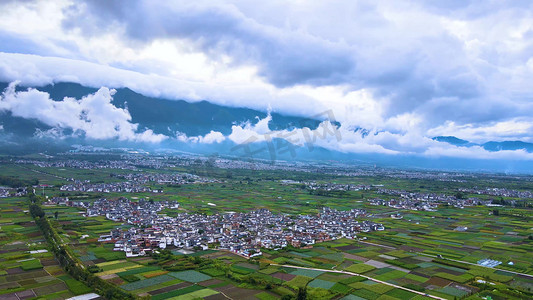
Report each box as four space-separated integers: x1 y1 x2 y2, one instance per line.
0 175 38 188
28 191 143 300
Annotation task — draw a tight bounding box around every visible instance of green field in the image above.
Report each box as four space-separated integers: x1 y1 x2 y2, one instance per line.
0 197 91 299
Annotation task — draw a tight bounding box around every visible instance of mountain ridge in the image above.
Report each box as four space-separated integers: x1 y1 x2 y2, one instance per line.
1 81 533 173
433 136 533 152
0 81 321 137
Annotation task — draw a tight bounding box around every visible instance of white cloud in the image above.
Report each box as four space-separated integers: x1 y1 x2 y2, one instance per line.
0 52 325 118
427 119 533 143
34 128 69 140
423 145 533 161
0 82 167 142
227 111 276 144
176 130 225 144
201 131 226 144
225 113 533 160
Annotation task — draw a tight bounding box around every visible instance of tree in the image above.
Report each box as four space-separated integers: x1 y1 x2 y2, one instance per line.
193 256 202 264
30 204 45 218
297 287 307 300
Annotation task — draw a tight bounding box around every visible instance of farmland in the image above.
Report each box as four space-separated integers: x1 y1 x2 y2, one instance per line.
1 154 532 299
0 197 93 299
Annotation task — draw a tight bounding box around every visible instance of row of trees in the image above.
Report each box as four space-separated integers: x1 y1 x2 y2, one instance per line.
308 189 349 197
28 191 142 300
0 175 38 187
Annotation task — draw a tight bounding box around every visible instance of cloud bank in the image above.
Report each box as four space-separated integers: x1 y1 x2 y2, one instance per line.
225 113 533 160
59 0 533 126
0 82 166 142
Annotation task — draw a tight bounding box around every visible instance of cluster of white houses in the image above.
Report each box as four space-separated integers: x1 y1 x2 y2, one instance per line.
59 172 216 194
458 187 533 199
115 172 219 185
60 180 154 193
77 198 384 258
0 187 27 198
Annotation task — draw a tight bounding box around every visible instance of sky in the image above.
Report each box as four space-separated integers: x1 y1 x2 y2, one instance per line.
0 0 532 160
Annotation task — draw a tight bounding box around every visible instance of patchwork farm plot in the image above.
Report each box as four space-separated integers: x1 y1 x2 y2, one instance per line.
71 251 276 299
262 236 532 300
35 229 531 300
0 197 92 299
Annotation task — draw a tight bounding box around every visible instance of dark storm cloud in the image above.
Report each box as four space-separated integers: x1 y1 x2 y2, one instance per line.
62 0 356 87
60 0 498 123
8 0 521 132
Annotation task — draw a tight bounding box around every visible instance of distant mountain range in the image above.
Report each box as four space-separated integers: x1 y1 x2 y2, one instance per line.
432 136 533 152
1 81 532 173
0 82 320 138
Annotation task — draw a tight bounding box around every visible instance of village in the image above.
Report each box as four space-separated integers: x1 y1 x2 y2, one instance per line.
115 172 220 185
0 186 27 198
48 197 384 258
58 172 217 193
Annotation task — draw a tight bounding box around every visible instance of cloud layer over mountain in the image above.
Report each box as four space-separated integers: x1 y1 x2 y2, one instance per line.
0 0 532 161
0 82 166 142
